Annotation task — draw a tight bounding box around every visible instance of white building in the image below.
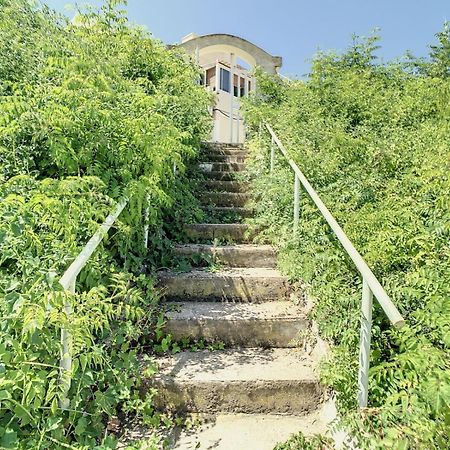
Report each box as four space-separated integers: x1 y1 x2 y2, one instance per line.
179 33 282 144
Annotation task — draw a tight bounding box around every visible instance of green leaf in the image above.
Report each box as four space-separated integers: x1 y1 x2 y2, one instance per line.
75 417 87 436
0 429 18 449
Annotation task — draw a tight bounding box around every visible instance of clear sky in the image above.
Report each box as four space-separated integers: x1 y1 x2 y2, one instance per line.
43 0 449 77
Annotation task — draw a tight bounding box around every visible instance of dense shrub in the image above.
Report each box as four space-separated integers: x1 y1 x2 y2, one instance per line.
243 31 450 449
0 0 211 448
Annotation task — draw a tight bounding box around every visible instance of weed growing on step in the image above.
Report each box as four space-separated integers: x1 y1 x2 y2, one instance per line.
274 433 333 450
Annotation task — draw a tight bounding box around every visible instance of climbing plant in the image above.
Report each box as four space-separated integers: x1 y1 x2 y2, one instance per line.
0 0 211 448
243 30 450 449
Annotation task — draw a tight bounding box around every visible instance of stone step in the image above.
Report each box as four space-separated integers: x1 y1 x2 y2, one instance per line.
203 180 249 193
201 154 247 163
201 206 253 221
201 171 239 181
174 244 276 268
202 142 245 151
201 149 248 158
118 411 329 450
157 268 289 302
164 301 308 347
199 192 250 207
199 162 246 173
146 348 322 414
168 411 328 450
184 223 252 243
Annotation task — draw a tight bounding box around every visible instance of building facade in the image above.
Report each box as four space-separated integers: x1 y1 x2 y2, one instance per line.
179 33 282 144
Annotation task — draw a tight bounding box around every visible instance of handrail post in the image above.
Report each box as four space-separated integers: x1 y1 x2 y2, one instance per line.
59 277 75 410
358 278 373 408
293 173 300 234
57 198 127 411
270 135 275 173
144 193 150 249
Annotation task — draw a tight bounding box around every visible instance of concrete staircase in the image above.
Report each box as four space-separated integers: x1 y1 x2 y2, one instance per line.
147 143 327 449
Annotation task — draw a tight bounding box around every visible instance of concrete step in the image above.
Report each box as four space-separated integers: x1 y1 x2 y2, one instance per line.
201 149 248 159
174 244 276 268
199 162 246 173
202 142 246 152
184 223 252 243
202 154 247 163
199 192 250 207
146 348 322 414
164 301 308 347
118 411 329 450
168 411 328 450
203 180 249 193
158 268 289 302
201 171 241 181
201 206 253 221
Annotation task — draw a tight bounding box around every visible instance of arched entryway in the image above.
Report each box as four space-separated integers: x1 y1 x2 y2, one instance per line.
179 33 282 143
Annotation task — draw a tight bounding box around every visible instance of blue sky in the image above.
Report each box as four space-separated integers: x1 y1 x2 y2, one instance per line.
44 0 449 77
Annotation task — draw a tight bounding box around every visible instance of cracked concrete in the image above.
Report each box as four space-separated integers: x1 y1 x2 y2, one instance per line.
146 348 322 415
174 244 276 268
158 268 289 302
164 301 309 347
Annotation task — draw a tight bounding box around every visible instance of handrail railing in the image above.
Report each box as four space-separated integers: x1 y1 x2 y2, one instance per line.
264 123 405 408
58 197 128 410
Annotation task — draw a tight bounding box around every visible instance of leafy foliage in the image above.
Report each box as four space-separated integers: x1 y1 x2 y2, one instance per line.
243 31 450 449
0 0 211 448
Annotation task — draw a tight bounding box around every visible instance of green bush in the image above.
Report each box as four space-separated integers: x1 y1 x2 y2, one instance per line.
243 31 450 449
0 0 211 448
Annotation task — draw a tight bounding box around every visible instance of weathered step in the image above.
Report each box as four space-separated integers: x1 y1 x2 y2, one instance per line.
184 223 252 243
202 142 245 151
199 162 246 172
118 411 329 450
201 171 239 181
201 206 253 221
164 301 308 347
201 149 248 158
146 348 322 414
168 411 328 450
204 180 249 193
158 268 289 302
199 192 250 207
201 154 247 163
174 244 276 268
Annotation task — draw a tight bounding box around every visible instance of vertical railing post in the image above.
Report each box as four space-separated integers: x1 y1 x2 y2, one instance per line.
143 193 150 250
59 277 75 410
229 53 235 144
293 173 300 234
270 135 275 173
358 278 373 408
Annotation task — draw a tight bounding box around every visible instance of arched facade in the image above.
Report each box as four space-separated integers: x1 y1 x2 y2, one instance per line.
179 33 282 143
180 33 282 74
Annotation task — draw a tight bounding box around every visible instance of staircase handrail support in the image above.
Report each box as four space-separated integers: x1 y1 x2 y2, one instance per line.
264 123 405 408
58 197 128 410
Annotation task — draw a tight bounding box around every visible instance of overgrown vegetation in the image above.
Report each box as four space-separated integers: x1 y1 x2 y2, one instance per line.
0 0 211 448
243 29 450 449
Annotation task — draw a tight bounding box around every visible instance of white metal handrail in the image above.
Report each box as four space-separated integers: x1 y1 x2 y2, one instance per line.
58 197 127 410
264 123 405 408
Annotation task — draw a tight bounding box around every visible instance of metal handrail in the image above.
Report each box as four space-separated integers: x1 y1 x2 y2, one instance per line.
58 197 128 409
264 123 405 408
